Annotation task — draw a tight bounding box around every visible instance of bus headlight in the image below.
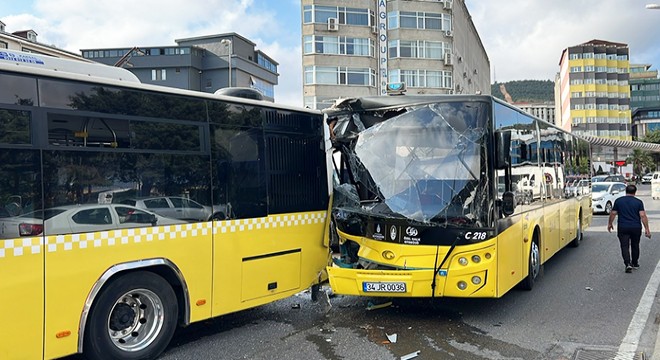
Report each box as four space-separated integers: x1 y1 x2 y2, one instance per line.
485 253 492 259
457 281 468 290
471 276 482 285
458 257 468 266
471 255 481 263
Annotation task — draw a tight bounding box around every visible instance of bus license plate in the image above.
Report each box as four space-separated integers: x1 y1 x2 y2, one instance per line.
363 282 406 293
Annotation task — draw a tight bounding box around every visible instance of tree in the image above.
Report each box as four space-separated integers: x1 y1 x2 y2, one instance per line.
627 149 654 176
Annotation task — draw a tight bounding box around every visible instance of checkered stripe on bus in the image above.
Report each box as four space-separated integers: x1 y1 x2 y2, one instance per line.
0 211 327 259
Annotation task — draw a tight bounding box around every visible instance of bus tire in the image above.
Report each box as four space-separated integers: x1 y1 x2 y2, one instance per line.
520 237 540 291
569 212 583 248
83 271 178 360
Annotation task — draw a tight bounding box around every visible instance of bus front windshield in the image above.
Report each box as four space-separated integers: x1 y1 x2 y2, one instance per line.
334 101 491 227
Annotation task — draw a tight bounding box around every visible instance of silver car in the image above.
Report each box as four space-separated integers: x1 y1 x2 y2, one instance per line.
119 196 226 221
0 204 186 238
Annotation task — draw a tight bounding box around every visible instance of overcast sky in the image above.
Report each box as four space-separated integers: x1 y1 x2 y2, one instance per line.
1 0 659 107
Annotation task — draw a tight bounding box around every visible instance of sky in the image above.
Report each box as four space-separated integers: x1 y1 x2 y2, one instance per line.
1 0 659 107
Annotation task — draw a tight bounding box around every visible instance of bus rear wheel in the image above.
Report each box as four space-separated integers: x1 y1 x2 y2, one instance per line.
520 238 540 291
84 271 178 360
570 214 583 247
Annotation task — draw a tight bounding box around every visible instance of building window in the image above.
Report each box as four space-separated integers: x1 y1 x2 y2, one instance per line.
151 69 166 81
388 69 452 89
257 53 277 73
388 40 448 59
388 11 451 31
304 66 375 86
0 41 7 49
303 5 373 26
304 36 374 57
250 77 274 98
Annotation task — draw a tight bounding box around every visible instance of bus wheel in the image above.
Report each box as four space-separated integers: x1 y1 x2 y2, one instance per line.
84 271 178 360
570 214 582 247
605 201 613 215
520 239 540 291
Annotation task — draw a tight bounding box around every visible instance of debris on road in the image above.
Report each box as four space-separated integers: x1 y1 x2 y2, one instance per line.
386 333 397 343
400 350 421 360
366 300 392 310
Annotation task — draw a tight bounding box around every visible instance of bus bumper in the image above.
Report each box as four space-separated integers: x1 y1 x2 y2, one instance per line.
326 265 493 298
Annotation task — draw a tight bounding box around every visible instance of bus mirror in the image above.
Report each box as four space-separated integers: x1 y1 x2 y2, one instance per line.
495 130 511 169
502 191 516 216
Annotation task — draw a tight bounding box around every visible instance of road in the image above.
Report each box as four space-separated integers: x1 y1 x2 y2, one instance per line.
66 184 660 360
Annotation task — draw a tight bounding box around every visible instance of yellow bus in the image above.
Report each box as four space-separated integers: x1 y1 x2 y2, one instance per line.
326 95 592 298
0 49 332 360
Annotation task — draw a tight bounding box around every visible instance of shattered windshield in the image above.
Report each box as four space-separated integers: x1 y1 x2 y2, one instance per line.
336 101 490 226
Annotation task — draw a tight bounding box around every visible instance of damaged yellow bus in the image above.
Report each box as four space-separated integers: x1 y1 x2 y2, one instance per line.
326 95 592 298
0 49 332 360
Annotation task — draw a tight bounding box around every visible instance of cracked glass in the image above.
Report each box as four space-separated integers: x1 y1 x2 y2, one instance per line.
329 99 491 228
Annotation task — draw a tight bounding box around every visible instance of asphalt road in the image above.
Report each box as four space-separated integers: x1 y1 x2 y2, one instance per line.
64 184 660 360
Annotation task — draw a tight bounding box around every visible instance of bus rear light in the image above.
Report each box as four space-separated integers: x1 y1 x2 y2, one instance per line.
19 223 43 236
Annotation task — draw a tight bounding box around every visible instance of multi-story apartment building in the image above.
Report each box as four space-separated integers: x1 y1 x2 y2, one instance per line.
516 102 556 125
630 64 660 110
301 0 490 110
82 33 279 102
0 20 89 61
557 39 632 161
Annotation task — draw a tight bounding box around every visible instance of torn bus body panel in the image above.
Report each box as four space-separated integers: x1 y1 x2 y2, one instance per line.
325 96 496 274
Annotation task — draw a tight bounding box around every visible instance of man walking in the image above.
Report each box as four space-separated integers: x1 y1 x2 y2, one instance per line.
607 184 651 273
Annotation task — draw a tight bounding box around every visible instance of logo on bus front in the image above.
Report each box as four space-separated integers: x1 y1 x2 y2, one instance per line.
389 225 397 241
403 226 421 245
372 224 385 240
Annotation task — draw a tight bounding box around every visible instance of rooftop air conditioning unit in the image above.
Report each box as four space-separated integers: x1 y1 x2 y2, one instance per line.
444 53 453 66
445 30 453 37
371 25 378 34
444 0 453 9
328 18 339 31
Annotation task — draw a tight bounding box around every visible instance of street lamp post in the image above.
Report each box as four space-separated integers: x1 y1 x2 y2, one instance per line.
220 39 233 88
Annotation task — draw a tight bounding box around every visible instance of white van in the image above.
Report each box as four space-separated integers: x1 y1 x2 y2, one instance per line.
651 172 660 199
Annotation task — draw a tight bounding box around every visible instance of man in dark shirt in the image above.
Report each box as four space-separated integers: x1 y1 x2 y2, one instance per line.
607 184 651 273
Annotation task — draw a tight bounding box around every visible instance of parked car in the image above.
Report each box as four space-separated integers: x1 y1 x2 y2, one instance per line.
0 204 186 238
591 181 627 214
642 173 654 184
592 174 626 184
566 179 590 197
119 196 227 221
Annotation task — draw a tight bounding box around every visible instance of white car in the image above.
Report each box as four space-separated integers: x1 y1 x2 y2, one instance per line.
642 173 653 184
591 181 627 214
119 196 227 221
0 204 186 238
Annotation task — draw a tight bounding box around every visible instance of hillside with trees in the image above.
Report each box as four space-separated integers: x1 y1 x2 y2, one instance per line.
491 80 554 103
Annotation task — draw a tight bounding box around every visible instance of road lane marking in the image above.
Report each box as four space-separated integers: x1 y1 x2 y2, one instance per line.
615 258 660 359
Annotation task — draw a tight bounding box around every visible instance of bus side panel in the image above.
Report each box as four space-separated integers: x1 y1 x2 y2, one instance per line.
43 224 213 359
0 236 44 360
211 211 328 316
495 213 525 296
542 201 562 260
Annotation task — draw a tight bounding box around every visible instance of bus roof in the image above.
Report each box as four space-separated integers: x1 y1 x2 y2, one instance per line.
0 49 140 83
0 49 321 116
